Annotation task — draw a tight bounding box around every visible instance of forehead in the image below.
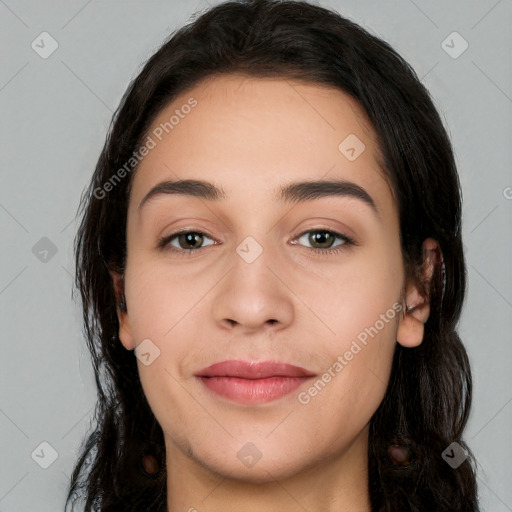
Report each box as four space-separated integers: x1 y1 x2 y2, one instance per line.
130 73 394 216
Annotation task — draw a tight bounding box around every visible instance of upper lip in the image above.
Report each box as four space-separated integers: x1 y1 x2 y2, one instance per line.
196 360 316 379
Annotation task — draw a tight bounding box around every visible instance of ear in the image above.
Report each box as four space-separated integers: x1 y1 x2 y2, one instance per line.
396 238 441 348
110 270 135 351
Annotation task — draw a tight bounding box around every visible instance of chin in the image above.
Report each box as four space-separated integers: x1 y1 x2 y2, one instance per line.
186 432 324 484
202 452 306 484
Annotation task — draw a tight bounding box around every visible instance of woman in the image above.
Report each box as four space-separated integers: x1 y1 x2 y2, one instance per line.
66 0 479 510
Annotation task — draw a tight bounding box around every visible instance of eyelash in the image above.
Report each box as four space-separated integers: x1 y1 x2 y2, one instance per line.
156 228 356 257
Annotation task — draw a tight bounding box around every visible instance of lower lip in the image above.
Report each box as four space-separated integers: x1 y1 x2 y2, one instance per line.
198 376 312 404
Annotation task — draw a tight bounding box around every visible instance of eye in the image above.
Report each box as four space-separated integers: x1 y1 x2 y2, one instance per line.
157 230 216 253
292 229 355 255
157 228 355 257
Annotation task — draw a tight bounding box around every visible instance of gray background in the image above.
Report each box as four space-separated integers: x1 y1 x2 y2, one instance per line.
0 0 511 510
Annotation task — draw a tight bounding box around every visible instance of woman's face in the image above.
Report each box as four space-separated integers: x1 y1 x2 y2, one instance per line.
114 74 424 483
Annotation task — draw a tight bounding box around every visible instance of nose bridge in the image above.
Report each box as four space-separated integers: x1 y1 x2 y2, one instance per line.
211 231 294 331
231 233 279 306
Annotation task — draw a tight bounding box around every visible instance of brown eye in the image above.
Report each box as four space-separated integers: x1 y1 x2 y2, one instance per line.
158 231 216 252
176 232 205 250
308 230 336 249
295 229 351 250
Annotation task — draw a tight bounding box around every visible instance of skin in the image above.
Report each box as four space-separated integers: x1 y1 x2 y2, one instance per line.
111 74 437 512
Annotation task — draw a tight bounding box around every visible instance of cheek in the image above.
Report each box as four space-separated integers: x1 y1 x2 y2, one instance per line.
299 240 403 405
124 257 204 340
123 256 213 399
297 309 399 445
295 242 403 348
124 262 196 430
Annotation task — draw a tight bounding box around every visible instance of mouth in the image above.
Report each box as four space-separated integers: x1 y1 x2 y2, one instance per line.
195 360 316 405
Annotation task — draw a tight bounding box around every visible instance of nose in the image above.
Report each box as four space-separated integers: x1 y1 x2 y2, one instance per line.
210 241 295 334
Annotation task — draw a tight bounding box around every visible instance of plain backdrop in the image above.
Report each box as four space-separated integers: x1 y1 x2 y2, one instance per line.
0 1 511 511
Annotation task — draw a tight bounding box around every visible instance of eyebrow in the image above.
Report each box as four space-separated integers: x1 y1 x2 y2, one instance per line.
138 178 379 217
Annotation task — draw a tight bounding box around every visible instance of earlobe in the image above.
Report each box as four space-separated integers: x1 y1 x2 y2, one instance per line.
396 238 440 348
396 301 429 348
109 270 135 351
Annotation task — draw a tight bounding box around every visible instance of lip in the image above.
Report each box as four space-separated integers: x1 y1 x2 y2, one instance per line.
195 360 316 404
